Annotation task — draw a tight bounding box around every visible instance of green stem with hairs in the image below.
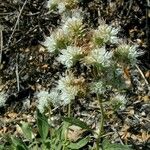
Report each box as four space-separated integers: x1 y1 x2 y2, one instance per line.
63 103 71 150
96 94 105 150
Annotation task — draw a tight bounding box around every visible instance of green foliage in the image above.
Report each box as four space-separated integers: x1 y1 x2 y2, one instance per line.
102 139 132 150
67 137 90 149
21 122 33 140
63 117 92 130
5 110 90 150
36 109 49 141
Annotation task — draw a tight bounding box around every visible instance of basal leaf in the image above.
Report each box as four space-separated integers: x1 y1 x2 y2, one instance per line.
63 117 91 130
20 122 33 140
67 137 89 149
102 139 132 150
36 109 49 141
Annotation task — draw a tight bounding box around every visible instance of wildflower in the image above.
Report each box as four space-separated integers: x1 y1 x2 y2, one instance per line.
90 81 106 95
37 90 50 113
56 72 85 105
114 43 142 65
111 94 126 110
43 29 70 53
62 16 85 38
47 0 78 12
57 46 83 68
47 0 59 10
48 89 60 106
58 2 66 13
83 47 113 68
0 91 6 107
92 21 119 46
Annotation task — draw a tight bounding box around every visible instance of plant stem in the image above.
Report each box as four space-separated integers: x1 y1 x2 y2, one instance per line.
96 94 105 150
68 103 71 117
63 103 71 150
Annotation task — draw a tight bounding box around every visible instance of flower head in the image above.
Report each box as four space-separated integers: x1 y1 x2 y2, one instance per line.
58 2 66 13
37 90 50 113
43 29 70 53
83 47 113 68
92 22 119 46
111 94 126 110
90 81 106 95
57 46 83 68
114 43 142 65
0 91 6 107
47 0 78 13
56 72 85 105
47 0 59 10
62 16 85 39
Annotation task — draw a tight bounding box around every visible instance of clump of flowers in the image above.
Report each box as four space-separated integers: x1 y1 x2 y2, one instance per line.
92 21 119 47
38 4 144 149
0 91 7 107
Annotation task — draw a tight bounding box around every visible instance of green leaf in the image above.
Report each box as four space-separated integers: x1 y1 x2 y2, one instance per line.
11 137 28 150
102 139 132 150
63 117 91 130
36 109 49 141
20 122 33 140
67 137 89 149
16 145 28 150
0 145 4 150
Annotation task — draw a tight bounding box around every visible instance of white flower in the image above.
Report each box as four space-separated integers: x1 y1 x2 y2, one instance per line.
62 16 84 38
0 91 6 107
58 2 66 13
56 72 84 105
90 81 105 94
57 46 83 68
43 29 69 53
47 0 78 12
111 94 126 110
47 0 59 9
93 22 119 46
84 47 113 67
37 90 50 113
115 43 142 64
48 89 60 106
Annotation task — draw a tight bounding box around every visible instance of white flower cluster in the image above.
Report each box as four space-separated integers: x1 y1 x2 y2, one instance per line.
57 46 83 68
115 43 142 64
37 73 85 112
62 16 84 38
43 15 84 54
43 29 69 53
37 90 50 113
0 91 6 107
93 22 119 46
47 0 78 13
84 47 113 68
90 81 106 95
40 3 144 113
56 72 84 105
111 94 127 110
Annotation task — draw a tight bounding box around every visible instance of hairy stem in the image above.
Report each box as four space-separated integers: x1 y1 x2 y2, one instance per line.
96 94 105 150
63 103 71 150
